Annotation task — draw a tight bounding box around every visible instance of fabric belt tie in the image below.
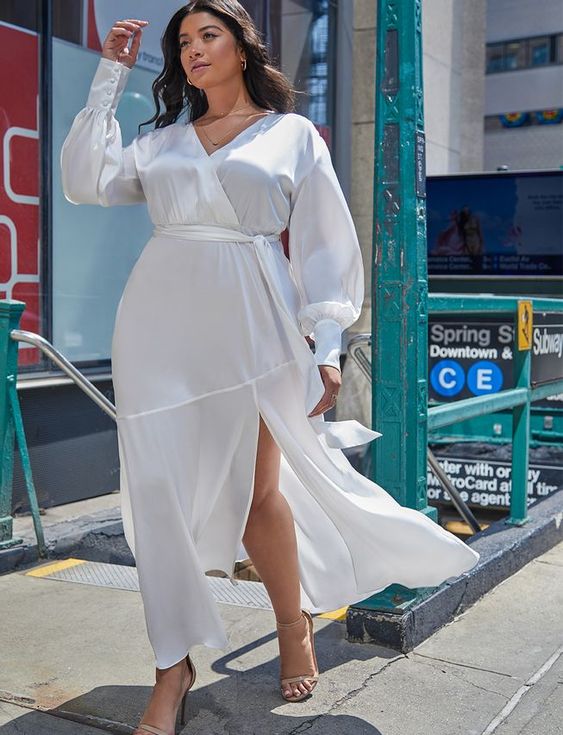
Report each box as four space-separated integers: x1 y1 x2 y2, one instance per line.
152 224 381 449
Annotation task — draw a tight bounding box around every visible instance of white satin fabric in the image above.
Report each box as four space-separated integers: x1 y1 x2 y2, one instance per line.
60 57 479 669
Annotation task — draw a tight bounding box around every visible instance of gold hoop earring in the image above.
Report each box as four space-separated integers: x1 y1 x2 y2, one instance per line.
241 58 247 71
186 75 193 86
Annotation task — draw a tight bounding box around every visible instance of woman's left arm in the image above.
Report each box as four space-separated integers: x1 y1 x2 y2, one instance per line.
287 126 364 373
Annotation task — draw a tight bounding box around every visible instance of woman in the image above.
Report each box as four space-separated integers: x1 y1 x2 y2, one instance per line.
60 3 480 734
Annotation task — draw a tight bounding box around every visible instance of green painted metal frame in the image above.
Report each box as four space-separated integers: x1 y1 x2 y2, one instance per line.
428 294 563 314
371 0 435 521
0 301 46 555
365 0 434 612
427 294 563 527
359 0 562 613
356 294 562 611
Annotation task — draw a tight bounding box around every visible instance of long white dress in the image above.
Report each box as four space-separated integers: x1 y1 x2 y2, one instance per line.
60 57 480 670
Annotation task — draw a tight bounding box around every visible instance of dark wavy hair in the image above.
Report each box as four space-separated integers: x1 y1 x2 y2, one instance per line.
138 0 296 133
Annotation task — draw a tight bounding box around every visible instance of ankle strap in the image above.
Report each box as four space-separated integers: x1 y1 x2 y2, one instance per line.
276 611 305 628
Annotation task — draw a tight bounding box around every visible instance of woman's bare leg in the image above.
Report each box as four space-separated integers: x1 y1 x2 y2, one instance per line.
133 656 192 735
242 413 317 698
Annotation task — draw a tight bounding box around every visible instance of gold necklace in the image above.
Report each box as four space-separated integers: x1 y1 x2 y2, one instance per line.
196 108 271 147
213 103 255 118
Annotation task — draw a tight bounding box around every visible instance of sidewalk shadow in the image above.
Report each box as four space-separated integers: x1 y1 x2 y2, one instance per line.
0 621 392 734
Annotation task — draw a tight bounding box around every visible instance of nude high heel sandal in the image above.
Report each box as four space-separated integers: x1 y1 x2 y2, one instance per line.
276 609 319 702
135 653 196 735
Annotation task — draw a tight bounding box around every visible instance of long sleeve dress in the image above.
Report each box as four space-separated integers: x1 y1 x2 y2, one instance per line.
60 57 480 670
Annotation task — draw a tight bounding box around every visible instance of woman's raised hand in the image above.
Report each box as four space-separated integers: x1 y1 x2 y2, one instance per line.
101 19 149 69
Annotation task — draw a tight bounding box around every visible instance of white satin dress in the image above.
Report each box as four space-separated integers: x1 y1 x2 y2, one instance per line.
60 57 480 670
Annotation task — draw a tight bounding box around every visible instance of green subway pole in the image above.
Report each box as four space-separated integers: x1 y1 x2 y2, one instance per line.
371 0 434 519
0 300 25 549
357 0 435 611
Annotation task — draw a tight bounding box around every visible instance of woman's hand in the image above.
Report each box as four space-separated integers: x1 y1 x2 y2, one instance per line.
308 365 342 417
101 19 149 69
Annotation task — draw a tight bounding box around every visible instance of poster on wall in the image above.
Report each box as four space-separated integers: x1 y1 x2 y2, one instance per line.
427 172 563 277
0 22 41 367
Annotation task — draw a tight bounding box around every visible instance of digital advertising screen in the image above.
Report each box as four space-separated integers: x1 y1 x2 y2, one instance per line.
427 171 563 278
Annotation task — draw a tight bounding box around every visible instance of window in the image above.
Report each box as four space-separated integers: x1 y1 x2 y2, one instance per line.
486 33 563 73
504 41 526 70
486 43 505 73
528 36 551 66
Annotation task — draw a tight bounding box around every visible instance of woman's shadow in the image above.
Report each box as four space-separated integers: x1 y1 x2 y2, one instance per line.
0 618 392 734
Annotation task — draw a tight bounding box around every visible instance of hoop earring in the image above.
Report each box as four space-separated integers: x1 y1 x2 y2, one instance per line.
241 58 247 71
186 75 193 86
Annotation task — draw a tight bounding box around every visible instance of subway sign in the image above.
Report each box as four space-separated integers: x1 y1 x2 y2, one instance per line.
428 314 563 407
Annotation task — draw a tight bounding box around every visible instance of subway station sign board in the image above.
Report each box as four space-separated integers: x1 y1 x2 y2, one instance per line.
428 313 562 508
428 314 563 407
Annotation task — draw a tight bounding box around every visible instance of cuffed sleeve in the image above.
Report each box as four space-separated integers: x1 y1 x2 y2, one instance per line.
60 57 146 207
287 124 364 370
311 318 342 369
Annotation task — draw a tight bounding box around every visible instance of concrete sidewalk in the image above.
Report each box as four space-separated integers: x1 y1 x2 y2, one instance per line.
1 541 562 735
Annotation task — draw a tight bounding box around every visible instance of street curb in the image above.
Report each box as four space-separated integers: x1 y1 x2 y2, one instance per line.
346 490 563 651
0 507 134 575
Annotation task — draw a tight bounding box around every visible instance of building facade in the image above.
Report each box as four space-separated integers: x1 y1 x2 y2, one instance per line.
484 0 563 171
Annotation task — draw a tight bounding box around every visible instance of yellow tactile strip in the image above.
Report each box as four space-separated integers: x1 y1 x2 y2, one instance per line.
25 557 87 577
318 606 348 621
25 558 348 619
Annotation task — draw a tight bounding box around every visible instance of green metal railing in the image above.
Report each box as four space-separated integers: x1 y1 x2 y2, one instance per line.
0 299 116 556
348 295 563 530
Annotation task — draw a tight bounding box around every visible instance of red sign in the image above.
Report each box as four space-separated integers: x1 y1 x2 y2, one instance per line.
0 23 41 366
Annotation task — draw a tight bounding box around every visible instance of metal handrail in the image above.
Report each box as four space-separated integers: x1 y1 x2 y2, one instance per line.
11 330 116 421
347 334 482 533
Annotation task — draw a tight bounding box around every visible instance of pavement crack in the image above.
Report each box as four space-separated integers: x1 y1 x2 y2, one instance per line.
411 652 514 678
411 654 510 699
285 656 404 733
287 714 324 734
327 654 405 712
